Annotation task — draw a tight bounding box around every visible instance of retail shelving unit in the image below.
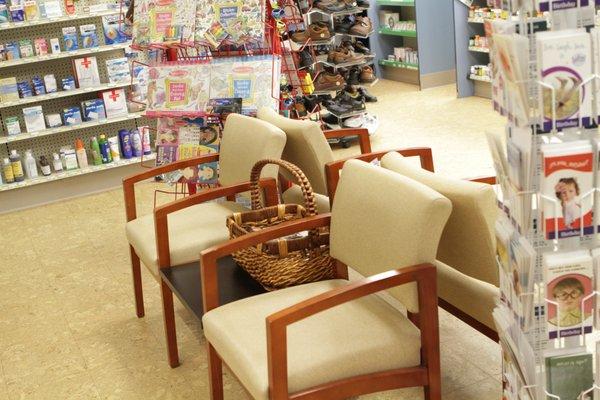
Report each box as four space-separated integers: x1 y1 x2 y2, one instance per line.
368 0 455 88
453 0 491 98
0 0 151 212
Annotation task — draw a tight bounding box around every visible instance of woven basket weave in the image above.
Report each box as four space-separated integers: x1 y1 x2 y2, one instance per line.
226 159 336 290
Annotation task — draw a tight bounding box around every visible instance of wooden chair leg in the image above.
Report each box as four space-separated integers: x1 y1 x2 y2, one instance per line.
422 321 441 400
129 246 145 318
207 343 224 400
160 279 180 368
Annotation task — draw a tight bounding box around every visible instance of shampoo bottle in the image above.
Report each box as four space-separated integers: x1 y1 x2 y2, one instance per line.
39 155 51 176
141 127 152 155
24 149 38 179
75 139 88 168
107 136 121 161
2 158 14 183
98 134 112 164
90 136 102 166
131 129 142 157
9 149 24 182
119 129 133 159
52 153 63 172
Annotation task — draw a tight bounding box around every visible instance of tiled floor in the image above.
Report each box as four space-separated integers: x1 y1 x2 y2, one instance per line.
0 81 505 399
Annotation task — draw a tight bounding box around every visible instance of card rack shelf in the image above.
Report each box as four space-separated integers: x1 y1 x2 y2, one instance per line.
0 0 150 201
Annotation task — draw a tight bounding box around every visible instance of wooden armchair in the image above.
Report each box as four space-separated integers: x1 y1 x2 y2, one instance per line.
325 150 500 341
122 113 286 367
200 160 452 399
257 107 372 213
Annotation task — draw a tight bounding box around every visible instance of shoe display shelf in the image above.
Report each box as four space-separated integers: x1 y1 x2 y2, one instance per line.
280 0 379 146
369 0 455 88
0 0 151 212
453 0 491 98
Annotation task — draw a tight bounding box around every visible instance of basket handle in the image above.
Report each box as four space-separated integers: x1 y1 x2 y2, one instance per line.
250 159 317 215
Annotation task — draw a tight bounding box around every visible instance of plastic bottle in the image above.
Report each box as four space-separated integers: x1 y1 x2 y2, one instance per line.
131 129 142 157
2 158 14 183
98 134 112 164
39 155 51 176
9 149 24 182
23 150 38 179
90 136 102 166
107 136 121 161
52 153 63 172
118 129 133 159
75 139 88 168
140 127 152 155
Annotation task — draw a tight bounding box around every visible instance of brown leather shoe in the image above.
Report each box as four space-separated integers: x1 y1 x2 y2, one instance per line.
327 48 364 64
359 65 376 83
349 16 372 36
314 72 346 91
291 23 332 43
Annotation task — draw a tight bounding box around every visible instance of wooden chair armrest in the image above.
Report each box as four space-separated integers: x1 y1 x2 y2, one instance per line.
200 214 332 312
265 263 438 398
154 178 279 269
325 147 434 203
122 153 220 222
323 128 372 154
467 175 497 185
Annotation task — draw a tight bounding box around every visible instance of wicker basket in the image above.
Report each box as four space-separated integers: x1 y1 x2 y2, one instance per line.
226 159 336 290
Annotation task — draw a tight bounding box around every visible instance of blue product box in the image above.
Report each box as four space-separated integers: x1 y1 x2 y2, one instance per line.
9 5 23 22
102 15 128 44
5 42 19 60
81 99 106 121
62 26 78 51
61 76 75 90
32 77 45 95
80 24 98 48
62 106 82 126
17 80 32 97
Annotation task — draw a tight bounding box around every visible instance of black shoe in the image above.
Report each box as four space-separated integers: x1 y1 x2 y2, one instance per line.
322 113 339 124
334 92 365 112
357 0 369 6
327 101 352 114
358 87 377 102
335 17 354 34
298 49 314 69
353 41 371 55
347 67 360 86
304 95 320 111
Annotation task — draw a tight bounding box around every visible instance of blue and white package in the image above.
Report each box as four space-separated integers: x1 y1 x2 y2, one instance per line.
61 76 75 90
5 42 19 60
102 15 128 44
81 99 106 121
62 26 78 51
32 76 45 95
17 80 32 98
79 24 98 48
62 106 82 126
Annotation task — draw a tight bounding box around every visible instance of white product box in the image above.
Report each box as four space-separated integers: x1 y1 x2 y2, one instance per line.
101 88 128 118
50 38 60 53
44 74 57 93
43 0 62 18
45 113 62 127
22 105 45 133
379 11 399 29
72 56 100 88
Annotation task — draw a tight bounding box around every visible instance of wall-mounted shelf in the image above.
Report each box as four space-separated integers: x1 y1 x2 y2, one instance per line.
378 28 417 37
375 0 415 6
0 80 135 109
0 42 131 69
0 9 121 31
379 59 418 70
468 46 489 53
469 73 491 83
0 154 154 192
0 112 144 144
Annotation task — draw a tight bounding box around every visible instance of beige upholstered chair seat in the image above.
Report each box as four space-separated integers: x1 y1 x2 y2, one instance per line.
434 260 498 330
126 201 247 277
203 279 422 400
282 184 331 213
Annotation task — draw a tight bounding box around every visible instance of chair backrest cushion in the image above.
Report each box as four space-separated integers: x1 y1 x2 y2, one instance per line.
381 152 498 285
330 160 452 313
218 113 287 187
257 107 334 195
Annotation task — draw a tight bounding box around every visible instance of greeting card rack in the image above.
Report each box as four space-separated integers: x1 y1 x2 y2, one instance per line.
489 2 600 399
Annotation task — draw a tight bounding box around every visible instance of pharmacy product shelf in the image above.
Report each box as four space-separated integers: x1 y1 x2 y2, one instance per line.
0 42 130 69
469 73 491 83
379 59 418 70
0 80 135 109
468 46 489 53
378 27 417 37
0 153 155 192
376 0 415 6
0 112 144 144
0 9 121 31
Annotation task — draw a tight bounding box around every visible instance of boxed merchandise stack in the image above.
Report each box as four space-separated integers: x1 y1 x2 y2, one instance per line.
486 1 600 399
